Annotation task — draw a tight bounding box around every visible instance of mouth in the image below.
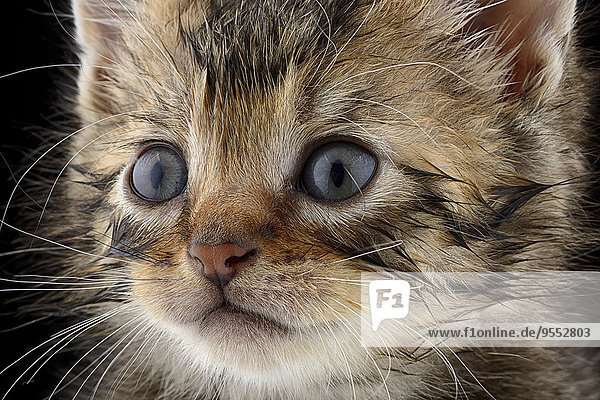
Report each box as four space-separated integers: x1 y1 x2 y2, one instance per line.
197 302 291 337
205 303 250 320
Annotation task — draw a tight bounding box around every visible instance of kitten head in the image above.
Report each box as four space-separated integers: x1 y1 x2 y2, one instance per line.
61 0 590 395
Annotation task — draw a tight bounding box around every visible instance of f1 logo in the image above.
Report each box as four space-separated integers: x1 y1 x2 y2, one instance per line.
369 280 411 331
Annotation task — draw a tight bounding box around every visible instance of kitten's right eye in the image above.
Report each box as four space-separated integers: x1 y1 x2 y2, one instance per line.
130 145 187 202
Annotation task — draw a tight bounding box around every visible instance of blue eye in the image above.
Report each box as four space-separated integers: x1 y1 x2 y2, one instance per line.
130 145 187 202
299 142 377 201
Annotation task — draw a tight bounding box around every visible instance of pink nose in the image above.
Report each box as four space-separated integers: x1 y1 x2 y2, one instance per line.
188 243 251 286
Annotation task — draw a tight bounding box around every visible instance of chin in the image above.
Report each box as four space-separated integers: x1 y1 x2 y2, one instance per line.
154 304 362 377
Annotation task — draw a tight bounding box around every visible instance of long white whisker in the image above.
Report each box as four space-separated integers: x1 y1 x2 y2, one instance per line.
393 320 497 399
47 326 157 400
332 241 404 264
336 116 397 165
0 285 131 293
26 311 135 386
131 331 165 394
0 247 62 257
0 63 81 80
465 0 509 17
0 221 145 267
107 327 156 398
296 239 404 277
309 277 368 287
89 320 149 400
13 273 168 284
47 315 143 399
15 274 124 281
304 0 337 85
0 306 123 377
312 307 357 399
1 305 125 400
0 62 175 97
0 277 128 286
0 111 134 233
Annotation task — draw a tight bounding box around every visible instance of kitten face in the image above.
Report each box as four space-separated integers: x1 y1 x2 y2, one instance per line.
78 28 380 381
9 0 597 398
73 0 394 375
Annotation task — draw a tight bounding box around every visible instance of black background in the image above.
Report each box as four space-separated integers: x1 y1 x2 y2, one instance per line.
0 1 599 398
0 3 74 397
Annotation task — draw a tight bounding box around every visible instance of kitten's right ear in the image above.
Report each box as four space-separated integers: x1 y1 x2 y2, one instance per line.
73 0 136 64
73 0 138 115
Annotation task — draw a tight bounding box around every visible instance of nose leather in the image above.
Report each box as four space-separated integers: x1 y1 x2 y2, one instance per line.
189 243 250 286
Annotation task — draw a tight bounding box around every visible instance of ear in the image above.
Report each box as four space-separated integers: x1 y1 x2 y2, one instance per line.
73 0 137 63
73 0 139 115
466 0 576 101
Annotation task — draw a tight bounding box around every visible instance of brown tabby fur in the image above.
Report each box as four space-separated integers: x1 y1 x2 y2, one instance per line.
4 0 599 398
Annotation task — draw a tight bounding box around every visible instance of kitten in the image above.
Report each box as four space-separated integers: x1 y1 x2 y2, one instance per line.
1 0 599 399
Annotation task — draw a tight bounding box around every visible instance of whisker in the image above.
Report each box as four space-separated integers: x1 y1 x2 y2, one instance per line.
393 320 497 399
0 277 128 286
47 314 144 400
26 312 138 387
107 327 157 398
47 329 160 400
1 111 135 234
0 221 145 267
15 274 126 282
322 299 392 400
0 247 62 257
130 331 165 395
311 306 357 399
0 316 52 334
308 277 367 287
340 97 443 153
13 273 171 284
0 305 126 399
0 285 131 293
48 0 77 43
0 63 81 80
332 241 404 264
304 0 337 85
0 62 171 95
89 319 149 400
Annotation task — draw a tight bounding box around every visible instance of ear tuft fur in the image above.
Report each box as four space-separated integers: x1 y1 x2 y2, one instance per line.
72 0 139 114
466 0 576 102
73 0 137 62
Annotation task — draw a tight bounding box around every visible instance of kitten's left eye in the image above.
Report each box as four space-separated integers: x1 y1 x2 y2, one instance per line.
130 145 187 202
299 141 377 201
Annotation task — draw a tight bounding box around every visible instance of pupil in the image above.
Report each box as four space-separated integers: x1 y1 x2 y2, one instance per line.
149 160 164 190
330 161 345 187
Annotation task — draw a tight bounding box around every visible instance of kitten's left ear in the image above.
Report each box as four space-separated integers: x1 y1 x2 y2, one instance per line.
464 0 576 102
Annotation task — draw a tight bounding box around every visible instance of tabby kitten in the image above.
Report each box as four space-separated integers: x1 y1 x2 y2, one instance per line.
2 0 599 399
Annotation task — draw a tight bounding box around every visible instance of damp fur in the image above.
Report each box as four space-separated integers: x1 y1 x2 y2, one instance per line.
2 0 600 399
